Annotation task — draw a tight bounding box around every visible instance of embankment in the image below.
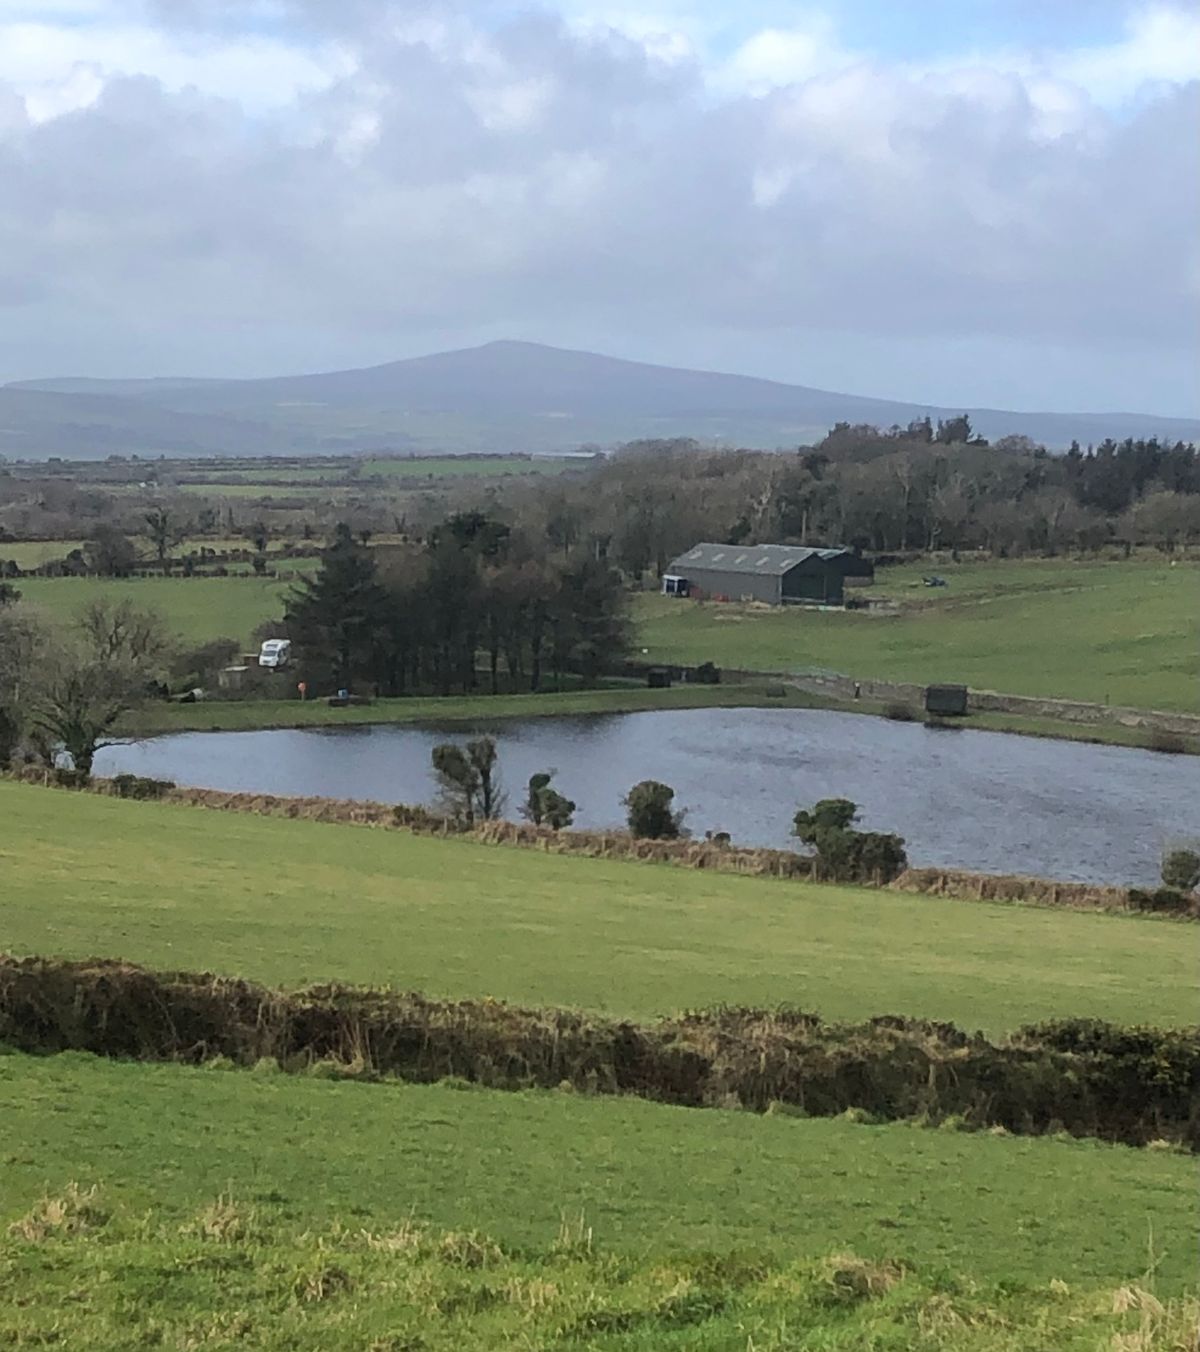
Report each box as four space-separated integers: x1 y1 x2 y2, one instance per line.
10 770 1196 916
1 955 1196 1149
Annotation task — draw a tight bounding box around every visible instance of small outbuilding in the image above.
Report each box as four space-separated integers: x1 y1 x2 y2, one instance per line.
663 542 871 607
925 684 969 716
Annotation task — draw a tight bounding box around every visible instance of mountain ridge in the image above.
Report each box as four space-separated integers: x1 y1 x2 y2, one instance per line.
5 340 1198 458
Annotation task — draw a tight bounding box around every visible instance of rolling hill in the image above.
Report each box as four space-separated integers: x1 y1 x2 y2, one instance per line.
6 339 1198 458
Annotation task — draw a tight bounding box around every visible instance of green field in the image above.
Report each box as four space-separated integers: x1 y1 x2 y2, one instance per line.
2 782 1192 1031
13 556 1196 715
359 454 581 478
2 781 1197 1344
17 573 292 645
2 1055 1195 1287
638 558 1200 712
2 1061 1193 1348
0 538 87 567
176 480 347 498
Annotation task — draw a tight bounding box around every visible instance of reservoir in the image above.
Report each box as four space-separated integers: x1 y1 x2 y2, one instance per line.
96 707 1199 886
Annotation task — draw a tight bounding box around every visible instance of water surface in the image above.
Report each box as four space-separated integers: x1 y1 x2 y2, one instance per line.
97 708 1199 886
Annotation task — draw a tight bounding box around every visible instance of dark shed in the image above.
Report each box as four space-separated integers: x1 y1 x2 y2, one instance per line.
664 543 861 606
925 684 969 716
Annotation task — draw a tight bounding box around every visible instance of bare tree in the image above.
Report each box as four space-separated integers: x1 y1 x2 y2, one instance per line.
0 606 47 767
144 507 186 575
29 600 171 777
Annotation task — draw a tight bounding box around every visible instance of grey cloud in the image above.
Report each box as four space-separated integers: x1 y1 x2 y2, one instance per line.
0 3 1197 406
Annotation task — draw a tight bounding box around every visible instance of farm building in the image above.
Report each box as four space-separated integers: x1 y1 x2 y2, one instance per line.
662 542 872 606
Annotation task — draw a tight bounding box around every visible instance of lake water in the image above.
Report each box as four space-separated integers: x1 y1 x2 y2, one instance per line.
95 708 1199 886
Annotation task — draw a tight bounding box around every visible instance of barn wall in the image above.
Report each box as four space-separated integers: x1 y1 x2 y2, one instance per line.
684 568 781 604
781 560 844 604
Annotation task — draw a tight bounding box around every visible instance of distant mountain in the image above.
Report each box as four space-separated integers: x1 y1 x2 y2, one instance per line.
5 340 1198 459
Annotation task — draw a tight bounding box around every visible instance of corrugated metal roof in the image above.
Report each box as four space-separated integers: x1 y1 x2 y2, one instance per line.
667 542 849 577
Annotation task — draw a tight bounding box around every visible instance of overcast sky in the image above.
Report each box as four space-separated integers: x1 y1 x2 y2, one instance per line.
1 0 1198 414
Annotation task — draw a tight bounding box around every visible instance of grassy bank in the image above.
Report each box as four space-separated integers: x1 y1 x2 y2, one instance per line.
117 684 1200 751
1 781 1193 1032
1 1053 1196 1296
9 1214 1192 1352
120 681 830 734
636 557 1200 713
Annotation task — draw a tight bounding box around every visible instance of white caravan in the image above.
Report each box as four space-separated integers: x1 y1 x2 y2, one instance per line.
258 638 292 669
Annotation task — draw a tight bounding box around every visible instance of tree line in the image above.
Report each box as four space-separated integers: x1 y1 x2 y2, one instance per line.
504 425 1200 577
283 513 631 696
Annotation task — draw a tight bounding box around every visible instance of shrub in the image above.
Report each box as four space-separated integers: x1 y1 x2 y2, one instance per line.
171 637 241 687
793 799 907 884
1128 887 1191 914
111 774 175 801
623 780 685 839
793 799 859 840
1148 730 1187 755
883 702 916 721
691 661 721 685
522 772 576 830
1161 849 1200 893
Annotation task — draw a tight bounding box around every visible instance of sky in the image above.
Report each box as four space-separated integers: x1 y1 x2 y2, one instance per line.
0 0 1198 414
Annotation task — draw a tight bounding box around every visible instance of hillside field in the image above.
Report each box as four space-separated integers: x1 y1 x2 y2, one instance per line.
2 781 1197 1345
1 782 1194 1031
17 573 292 646
638 557 1199 712
12 556 1197 711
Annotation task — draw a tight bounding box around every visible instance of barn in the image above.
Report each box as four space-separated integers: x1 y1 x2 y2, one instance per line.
662 542 871 606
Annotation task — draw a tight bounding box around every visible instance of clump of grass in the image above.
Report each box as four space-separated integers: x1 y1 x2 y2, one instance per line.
8 1183 108 1242
361 1220 426 1254
436 1229 504 1269
293 1262 354 1303
817 1254 906 1306
551 1212 593 1259
189 1193 258 1244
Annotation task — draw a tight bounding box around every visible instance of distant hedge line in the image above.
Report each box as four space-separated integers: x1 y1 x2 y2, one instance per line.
1 956 1196 1150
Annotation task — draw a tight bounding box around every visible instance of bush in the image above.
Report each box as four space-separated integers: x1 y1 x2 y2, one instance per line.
1128 887 1191 914
521 772 575 830
691 662 721 685
171 637 242 687
111 774 176 801
623 780 685 839
793 799 908 884
1161 849 1200 893
883 702 916 721
1148 730 1187 755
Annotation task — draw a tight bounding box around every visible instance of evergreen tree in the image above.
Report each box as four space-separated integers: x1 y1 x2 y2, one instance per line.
286 524 388 690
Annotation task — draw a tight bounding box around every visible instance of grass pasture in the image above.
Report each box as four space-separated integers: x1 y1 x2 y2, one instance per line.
17 573 291 645
2 780 1197 1344
1 1054 1196 1292
359 454 582 478
1 781 1193 1032
637 557 1200 712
